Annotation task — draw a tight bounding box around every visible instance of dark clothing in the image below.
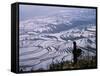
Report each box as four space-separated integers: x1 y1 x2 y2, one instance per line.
73 41 77 64
73 55 77 64
72 41 82 64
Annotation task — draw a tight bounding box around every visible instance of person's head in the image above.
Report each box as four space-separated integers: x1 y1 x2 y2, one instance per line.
73 41 76 45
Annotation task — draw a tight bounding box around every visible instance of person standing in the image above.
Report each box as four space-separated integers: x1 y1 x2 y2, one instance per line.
72 41 82 65
73 41 77 64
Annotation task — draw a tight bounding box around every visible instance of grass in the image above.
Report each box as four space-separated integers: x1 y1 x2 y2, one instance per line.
19 56 97 72
49 56 97 70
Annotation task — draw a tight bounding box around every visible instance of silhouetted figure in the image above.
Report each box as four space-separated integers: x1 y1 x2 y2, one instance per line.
20 68 23 72
72 41 82 65
73 41 77 64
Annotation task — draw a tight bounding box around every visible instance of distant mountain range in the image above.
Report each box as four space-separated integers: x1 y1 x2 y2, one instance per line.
20 9 96 34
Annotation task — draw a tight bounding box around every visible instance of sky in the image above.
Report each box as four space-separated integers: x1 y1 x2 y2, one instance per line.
19 4 67 21
19 4 96 21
